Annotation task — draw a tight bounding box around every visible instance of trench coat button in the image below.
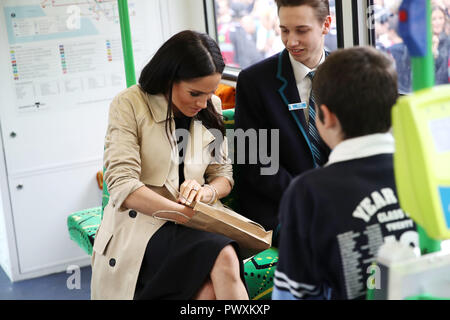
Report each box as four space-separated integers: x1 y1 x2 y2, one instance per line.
129 210 137 218
109 258 116 267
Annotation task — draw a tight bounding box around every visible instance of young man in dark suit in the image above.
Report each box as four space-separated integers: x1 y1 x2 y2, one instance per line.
234 0 332 238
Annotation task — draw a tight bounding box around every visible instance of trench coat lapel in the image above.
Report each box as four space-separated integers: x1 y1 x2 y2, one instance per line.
184 119 216 165
147 93 216 198
147 93 173 123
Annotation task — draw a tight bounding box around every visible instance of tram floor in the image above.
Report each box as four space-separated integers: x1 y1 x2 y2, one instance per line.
0 265 91 300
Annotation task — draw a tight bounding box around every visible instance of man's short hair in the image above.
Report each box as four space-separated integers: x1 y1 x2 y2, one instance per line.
274 0 330 22
312 46 399 139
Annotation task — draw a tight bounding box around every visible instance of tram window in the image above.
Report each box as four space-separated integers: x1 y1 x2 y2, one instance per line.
213 0 338 69
373 0 450 94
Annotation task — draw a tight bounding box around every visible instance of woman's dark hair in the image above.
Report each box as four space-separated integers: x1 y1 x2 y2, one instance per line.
312 46 398 139
139 30 226 144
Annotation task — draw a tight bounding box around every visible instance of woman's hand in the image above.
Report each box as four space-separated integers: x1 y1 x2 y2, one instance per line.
178 179 215 207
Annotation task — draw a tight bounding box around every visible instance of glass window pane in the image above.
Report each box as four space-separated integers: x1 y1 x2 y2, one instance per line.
373 0 449 94
214 0 338 69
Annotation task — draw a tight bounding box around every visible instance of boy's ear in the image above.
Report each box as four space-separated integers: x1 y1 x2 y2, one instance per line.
319 104 338 128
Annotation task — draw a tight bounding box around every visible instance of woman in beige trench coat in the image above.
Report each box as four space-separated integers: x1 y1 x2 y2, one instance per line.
91 30 249 300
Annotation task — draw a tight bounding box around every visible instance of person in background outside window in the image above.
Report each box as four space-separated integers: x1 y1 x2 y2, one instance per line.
431 5 449 85
254 1 278 58
324 0 337 51
374 8 391 52
229 2 264 68
216 0 237 66
386 15 412 93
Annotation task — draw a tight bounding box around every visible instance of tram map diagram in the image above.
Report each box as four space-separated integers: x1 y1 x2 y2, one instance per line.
1 0 145 111
4 0 137 44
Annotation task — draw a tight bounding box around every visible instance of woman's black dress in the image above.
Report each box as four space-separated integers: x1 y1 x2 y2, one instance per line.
133 115 246 300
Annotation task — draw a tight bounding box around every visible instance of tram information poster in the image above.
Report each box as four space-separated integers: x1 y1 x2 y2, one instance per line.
1 0 162 112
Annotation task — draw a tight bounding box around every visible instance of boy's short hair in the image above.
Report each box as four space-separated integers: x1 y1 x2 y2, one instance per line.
312 46 398 139
274 0 330 22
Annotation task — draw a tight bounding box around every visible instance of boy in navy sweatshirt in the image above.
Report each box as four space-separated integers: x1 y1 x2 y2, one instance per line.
272 46 419 300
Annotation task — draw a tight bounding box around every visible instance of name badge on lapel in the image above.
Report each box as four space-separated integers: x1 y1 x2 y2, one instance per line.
288 102 307 111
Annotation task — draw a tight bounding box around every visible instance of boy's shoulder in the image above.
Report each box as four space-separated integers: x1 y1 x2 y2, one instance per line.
283 165 334 205
289 160 345 187
289 153 395 192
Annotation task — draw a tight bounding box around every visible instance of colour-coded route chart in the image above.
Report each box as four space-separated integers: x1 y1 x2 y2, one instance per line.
1 0 150 112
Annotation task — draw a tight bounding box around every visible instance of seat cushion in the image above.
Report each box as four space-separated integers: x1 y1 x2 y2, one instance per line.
67 207 102 255
244 247 278 300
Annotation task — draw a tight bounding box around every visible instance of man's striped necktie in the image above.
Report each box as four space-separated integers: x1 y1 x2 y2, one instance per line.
306 71 327 167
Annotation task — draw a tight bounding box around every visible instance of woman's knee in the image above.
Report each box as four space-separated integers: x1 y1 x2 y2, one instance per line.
210 245 248 300
212 245 241 279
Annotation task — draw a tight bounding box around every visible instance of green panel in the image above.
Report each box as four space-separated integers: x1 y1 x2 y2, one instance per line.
406 293 450 300
101 167 110 220
410 0 434 91
118 0 136 87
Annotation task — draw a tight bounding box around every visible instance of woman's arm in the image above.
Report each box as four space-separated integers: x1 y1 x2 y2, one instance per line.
124 186 195 224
